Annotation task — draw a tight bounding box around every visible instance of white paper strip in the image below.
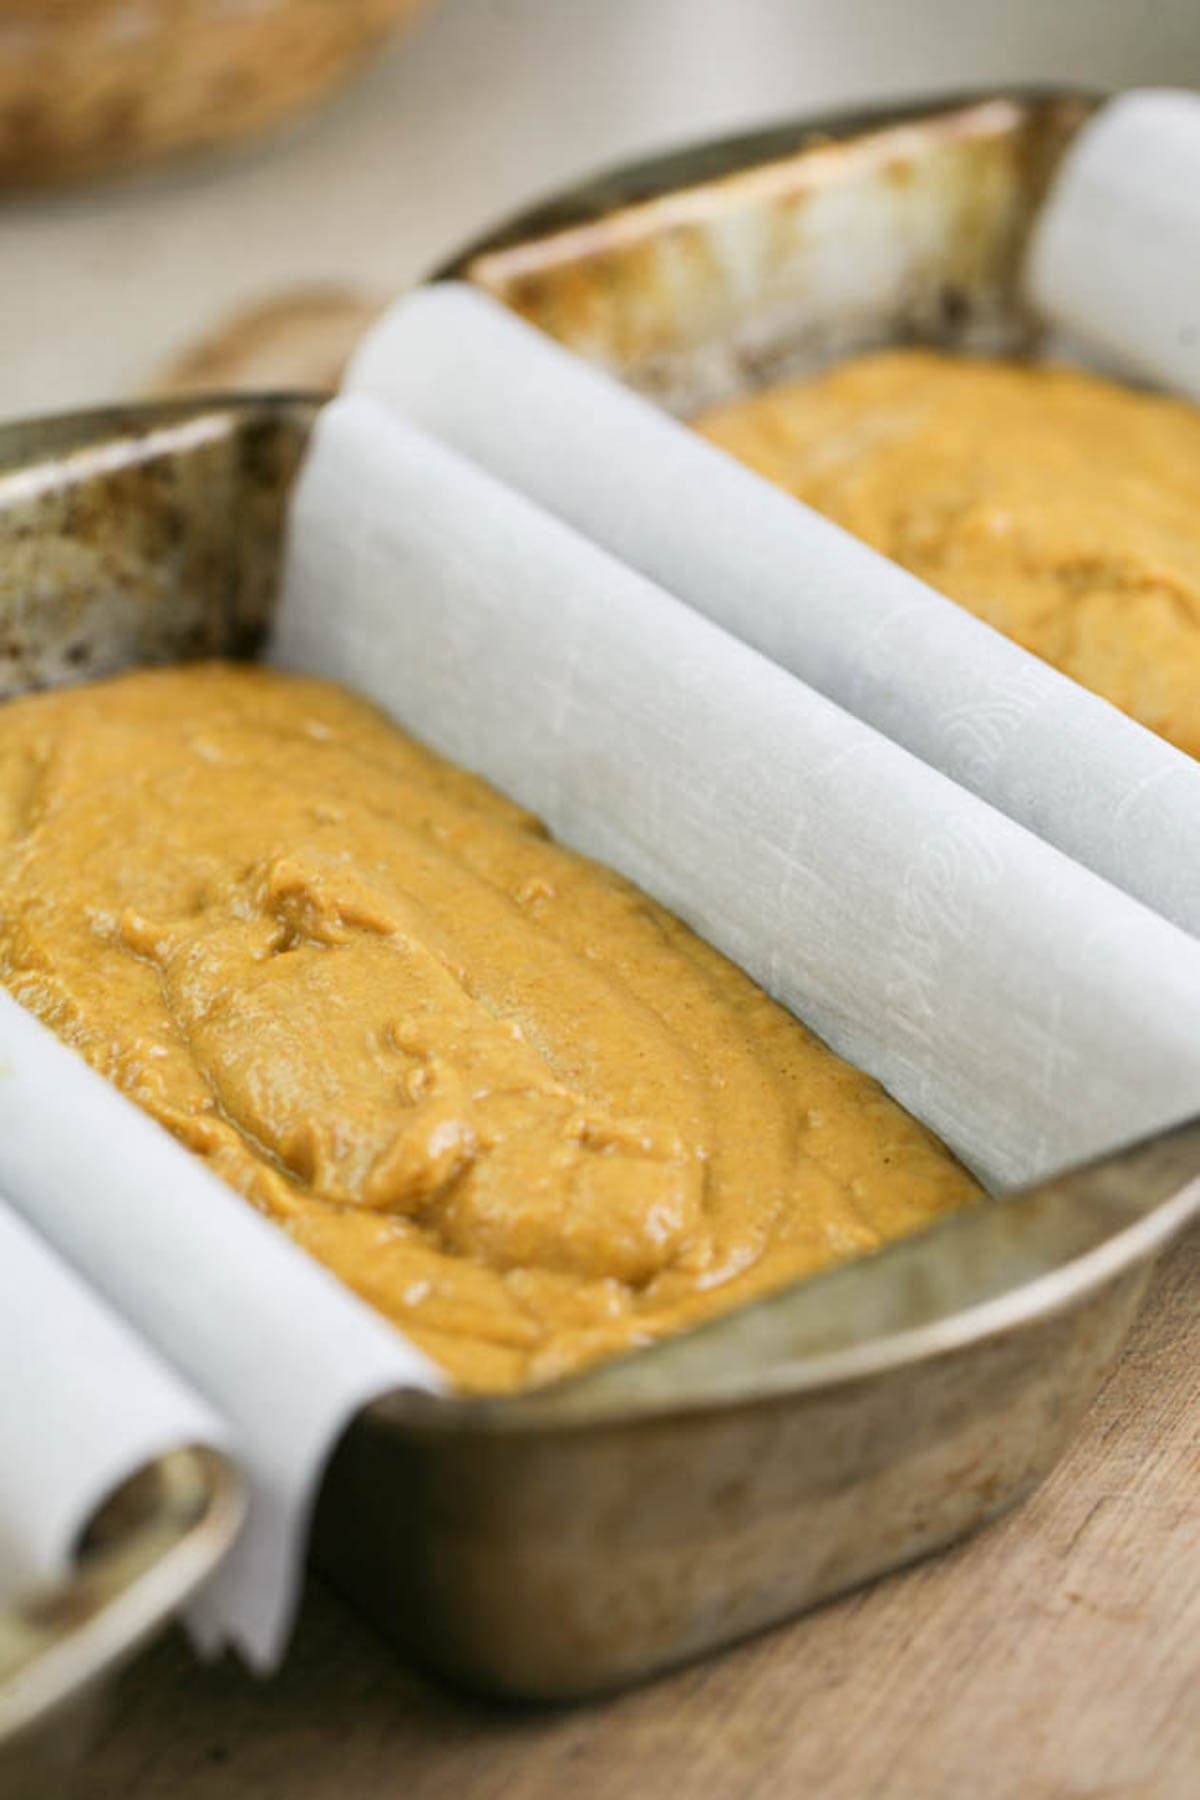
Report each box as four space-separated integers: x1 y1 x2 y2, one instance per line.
343 283 1200 942
0 1198 225 1609
275 395 1200 1194
1026 90 1200 402
0 994 443 1668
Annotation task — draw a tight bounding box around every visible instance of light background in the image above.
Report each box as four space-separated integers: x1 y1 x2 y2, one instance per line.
3 0 1200 420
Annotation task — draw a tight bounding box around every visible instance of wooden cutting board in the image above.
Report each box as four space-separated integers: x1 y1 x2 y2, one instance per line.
83 1219 1200 1800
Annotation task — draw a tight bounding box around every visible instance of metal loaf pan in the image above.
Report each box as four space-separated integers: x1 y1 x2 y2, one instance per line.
1 91 1198 1708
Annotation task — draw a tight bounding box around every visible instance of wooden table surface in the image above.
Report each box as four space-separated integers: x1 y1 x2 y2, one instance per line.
82 1223 1199 1800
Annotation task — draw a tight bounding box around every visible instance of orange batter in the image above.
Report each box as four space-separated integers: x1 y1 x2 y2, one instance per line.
698 350 1200 759
0 663 977 1391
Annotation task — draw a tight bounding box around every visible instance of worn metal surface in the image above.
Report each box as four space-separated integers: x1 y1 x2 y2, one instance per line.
0 1448 242 1798
2 89 1197 1711
446 91 1094 414
0 395 316 699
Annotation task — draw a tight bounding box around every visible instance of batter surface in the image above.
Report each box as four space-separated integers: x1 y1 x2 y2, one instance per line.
0 663 976 1391
698 351 1200 759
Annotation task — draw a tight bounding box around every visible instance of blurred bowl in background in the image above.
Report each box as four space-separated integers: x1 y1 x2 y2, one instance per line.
0 0 430 189
153 284 382 394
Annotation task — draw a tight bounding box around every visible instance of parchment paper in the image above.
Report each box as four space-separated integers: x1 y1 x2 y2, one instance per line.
0 1198 224 1610
345 284 1200 941
275 394 1200 1194
1026 89 1200 402
0 994 443 1667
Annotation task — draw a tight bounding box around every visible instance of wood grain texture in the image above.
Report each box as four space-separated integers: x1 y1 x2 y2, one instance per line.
81 1224 1200 1800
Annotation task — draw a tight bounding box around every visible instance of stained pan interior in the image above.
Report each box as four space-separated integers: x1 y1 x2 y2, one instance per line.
449 90 1097 413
